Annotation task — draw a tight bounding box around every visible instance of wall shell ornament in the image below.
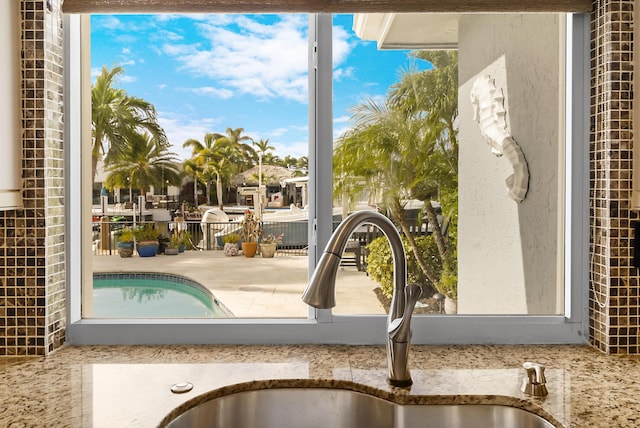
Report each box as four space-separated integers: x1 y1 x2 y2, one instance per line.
470 75 529 202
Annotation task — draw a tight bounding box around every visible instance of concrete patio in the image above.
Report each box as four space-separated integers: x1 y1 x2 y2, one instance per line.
92 250 386 317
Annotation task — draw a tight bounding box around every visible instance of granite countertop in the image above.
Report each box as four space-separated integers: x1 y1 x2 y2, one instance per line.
1 344 638 427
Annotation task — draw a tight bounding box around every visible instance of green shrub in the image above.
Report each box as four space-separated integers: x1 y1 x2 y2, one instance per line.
436 247 457 299
180 231 192 247
118 228 134 243
366 235 442 299
169 235 182 248
222 233 239 244
134 223 160 242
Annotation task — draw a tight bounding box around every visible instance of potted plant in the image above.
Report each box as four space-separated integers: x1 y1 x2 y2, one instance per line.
239 210 262 258
134 223 160 257
165 235 181 255
260 233 283 258
179 231 191 253
222 233 240 256
158 235 170 254
117 228 134 258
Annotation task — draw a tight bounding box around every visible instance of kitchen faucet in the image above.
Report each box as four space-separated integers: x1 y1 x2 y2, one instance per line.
302 210 422 387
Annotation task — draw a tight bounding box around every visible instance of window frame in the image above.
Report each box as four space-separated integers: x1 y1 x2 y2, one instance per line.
64 13 589 345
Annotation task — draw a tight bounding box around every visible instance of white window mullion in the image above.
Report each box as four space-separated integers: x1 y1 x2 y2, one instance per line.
308 14 334 322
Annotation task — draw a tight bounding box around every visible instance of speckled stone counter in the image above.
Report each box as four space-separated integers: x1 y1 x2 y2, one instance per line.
1 345 638 427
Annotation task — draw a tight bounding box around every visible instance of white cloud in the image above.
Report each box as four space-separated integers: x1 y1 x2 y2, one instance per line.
193 87 234 99
269 127 289 137
94 16 123 30
158 112 309 160
119 75 137 83
273 140 308 158
332 24 354 66
334 116 354 140
334 66 355 82
156 29 184 42
161 15 353 104
158 112 221 160
261 124 308 158
91 67 101 79
334 124 352 140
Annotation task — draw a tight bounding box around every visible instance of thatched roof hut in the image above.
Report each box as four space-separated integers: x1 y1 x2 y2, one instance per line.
230 165 293 187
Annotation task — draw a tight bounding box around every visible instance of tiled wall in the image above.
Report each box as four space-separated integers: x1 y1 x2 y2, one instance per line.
589 0 638 354
0 0 636 355
0 0 65 356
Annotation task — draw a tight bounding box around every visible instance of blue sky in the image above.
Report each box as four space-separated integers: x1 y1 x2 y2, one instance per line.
91 14 421 160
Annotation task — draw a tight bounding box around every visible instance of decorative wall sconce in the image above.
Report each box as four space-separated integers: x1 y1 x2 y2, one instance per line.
470 75 529 202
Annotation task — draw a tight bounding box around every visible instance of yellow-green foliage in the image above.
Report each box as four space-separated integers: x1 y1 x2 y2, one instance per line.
118 228 134 243
134 223 160 241
222 233 239 244
366 235 443 299
438 252 458 300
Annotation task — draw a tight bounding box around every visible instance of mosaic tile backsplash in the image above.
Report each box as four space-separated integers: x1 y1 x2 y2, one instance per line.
589 0 638 354
0 0 65 356
0 0 638 355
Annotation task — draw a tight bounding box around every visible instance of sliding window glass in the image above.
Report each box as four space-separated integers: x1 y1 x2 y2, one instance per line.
332 13 566 316
88 14 310 319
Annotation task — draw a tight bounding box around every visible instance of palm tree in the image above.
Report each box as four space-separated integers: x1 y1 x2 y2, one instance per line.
209 156 234 210
336 98 441 286
103 132 180 196
334 51 459 295
253 138 275 160
296 156 308 173
389 50 458 267
262 152 280 165
183 158 202 205
91 65 166 183
183 133 229 206
211 127 257 171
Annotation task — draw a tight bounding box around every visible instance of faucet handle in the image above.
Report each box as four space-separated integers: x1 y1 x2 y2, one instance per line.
388 283 422 343
520 362 548 397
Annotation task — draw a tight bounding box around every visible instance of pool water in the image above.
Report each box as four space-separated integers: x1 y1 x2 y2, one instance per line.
93 273 232 318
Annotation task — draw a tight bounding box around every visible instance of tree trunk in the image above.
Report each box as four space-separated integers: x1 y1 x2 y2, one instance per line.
205 179 212 205
193 175 198 205
388 198 440 288
424 200 447 264
397 218 440 286
216 173 224 210
92 154 99 185
92 131 103 184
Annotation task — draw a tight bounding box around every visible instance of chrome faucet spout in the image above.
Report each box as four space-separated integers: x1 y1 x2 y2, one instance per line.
302 210 421 387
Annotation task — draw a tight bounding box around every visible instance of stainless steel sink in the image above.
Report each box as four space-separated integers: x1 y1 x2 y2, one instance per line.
163 387 556 428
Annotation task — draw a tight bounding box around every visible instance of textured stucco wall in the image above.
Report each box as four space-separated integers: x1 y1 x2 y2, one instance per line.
457 14 562 314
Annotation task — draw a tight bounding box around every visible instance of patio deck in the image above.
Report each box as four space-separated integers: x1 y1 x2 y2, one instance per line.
92 250 385 317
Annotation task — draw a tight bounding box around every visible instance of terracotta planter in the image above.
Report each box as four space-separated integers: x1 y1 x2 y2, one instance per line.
260 243 277 258
241 241 258 258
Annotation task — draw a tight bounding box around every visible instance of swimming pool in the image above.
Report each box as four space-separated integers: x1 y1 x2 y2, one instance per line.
93 273 233 318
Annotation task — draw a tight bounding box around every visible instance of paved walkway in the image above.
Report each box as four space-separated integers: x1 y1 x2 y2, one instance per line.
92 250 385 317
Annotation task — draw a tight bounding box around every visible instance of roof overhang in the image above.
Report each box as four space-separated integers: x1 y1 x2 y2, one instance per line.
353 13 459 50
